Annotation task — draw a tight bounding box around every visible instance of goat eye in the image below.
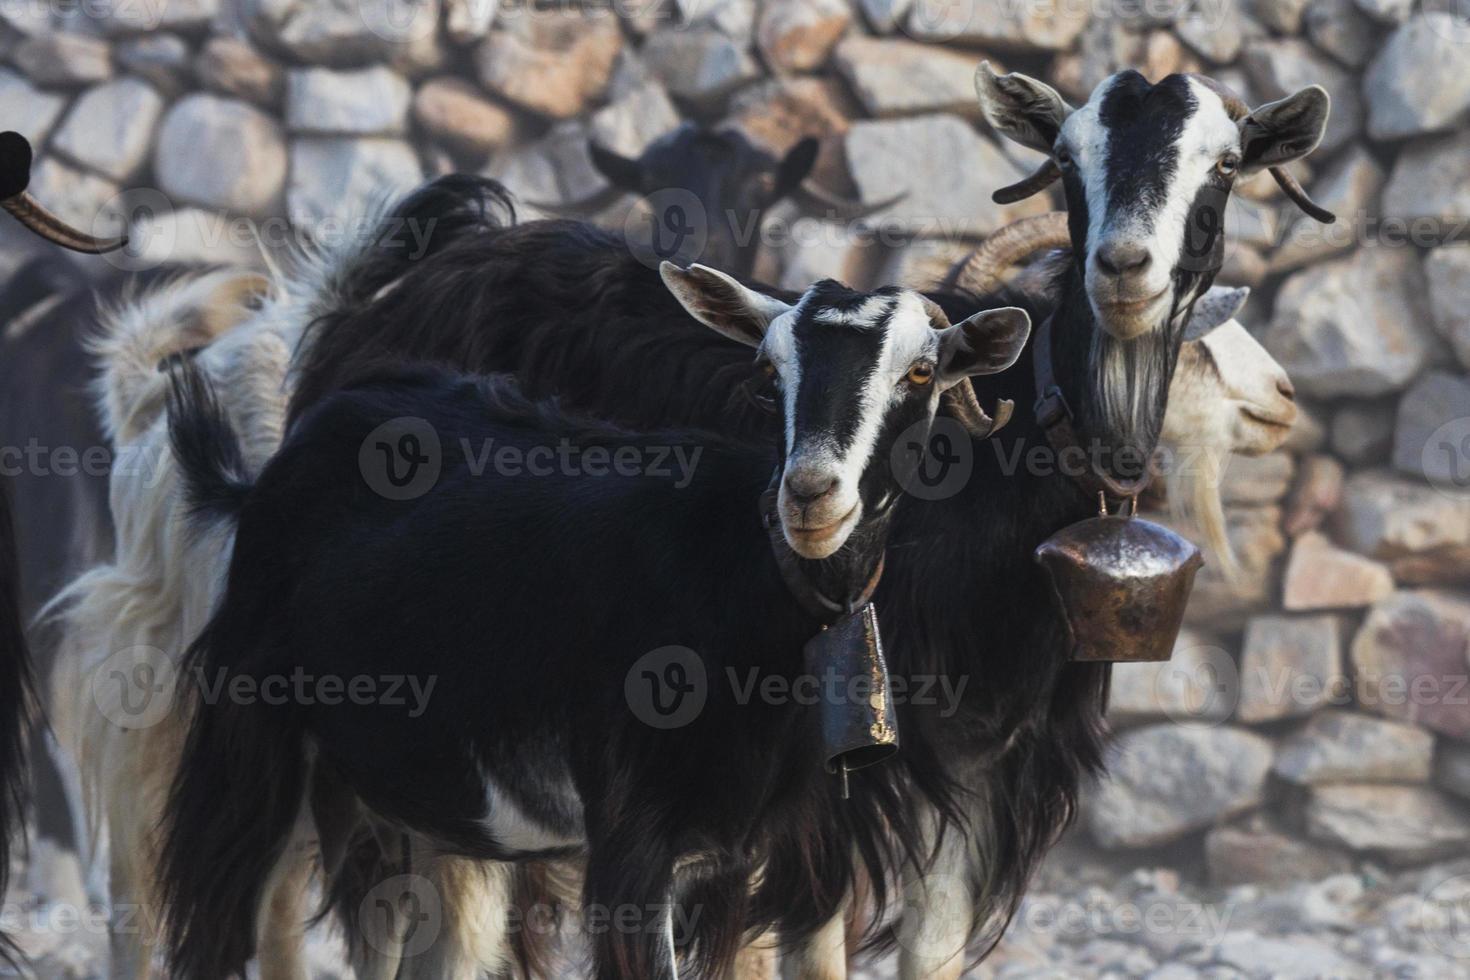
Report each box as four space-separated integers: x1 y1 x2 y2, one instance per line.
905 362 935 386
1054 146 1072 167
1216 155 1240 178
743 361 781 414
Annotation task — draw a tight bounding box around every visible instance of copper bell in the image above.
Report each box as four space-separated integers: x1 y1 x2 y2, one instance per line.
803 602 899 797
1034 503 1204 663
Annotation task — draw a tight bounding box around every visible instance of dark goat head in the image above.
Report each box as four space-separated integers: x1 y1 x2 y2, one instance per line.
532 124 903 277
0 131 127 254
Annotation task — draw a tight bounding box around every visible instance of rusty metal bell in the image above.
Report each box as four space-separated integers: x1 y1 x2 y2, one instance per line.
803 602 899 796
1034 510 1204 663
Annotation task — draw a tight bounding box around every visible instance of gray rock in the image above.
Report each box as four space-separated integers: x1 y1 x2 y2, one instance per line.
1252 0 1312 33
92 0 218 34
1436 740 1470 800
1304 0 1376 67
845 114 1040 238
49 78 164 183
1284 454 1346 539
876 237 973 290
588 82 681 160
1108 629 1238 727
155 94 288 219
476 13 622 119
1350 590 1470 740
904 0 1090 51
11 33 111 87
245 0 441 66
1237 612 1343 724
128 206 267 269
1365 15 1470 141
1393 372 1470 485
1177 1 1247 63
114 34 191 96
444 0 496 43
414 77 518 159
287 137 423 229
641 29 760 109
674 0 757 42
775 216 861 292
1204 819 1352 887
1354 0 1414 24
1265 247 1434 398
756 0 850 72
486 122 607 217
1382 130 1470 227
1242 39 1362 153
1275 710 1436 784
832 36 979 118
1220 452 1294 506
1336 470 1470 586
1269 146 1385 272
1213 931 1368 979
1088 724 1274 849
1305 784 1470 864
0 69 68 146
1426 245 1470 371
1180 506 1286 631
195 36 284 108
1282 530 1395 612
1331 400 1397 466
285 66 412 136
25 157 124 241
857 0 913 33
1052 17 1147 104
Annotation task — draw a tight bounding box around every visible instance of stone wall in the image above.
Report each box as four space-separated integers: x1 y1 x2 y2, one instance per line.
2 0 1468 888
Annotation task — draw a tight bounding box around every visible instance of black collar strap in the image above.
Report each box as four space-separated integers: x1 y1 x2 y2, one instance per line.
1031 314 1155 504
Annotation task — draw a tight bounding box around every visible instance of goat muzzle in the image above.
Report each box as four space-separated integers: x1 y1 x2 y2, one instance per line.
0 131 128 254
1034 509 1203 663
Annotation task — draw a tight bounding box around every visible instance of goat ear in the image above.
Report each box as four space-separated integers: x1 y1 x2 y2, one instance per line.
974 62 1072 154
1182 286 1249 342
938 306 1031 384
1239 86 1330 173
659 262 790 348
590 142 644 192
774 138 820 199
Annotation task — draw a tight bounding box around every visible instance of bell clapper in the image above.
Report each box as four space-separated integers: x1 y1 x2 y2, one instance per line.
840 759 850 800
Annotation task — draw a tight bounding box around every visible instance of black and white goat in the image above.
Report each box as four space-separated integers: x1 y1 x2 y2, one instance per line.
278 66 1332 977
536 122 896 279
157 266 1029 979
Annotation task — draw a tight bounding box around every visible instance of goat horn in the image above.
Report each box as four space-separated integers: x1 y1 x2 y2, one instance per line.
790 179 906 222
920 295 952 329
991 158 1060 206
1270 165 1335 224
521 184 627 218
2 191 127 254
955 212 1072 296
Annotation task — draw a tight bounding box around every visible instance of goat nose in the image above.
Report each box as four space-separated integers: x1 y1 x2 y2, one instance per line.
784 467 837 504
1095 241 1152 276
1277 377 1296 402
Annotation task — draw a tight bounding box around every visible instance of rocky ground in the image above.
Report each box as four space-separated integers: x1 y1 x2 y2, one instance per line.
4 838 1468 978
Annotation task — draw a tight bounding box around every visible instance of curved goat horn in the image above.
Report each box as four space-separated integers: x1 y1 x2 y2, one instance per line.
954 212 1072 295
0 131 127 253
521 184 627 218
789 178 906 222
1269 166 1335 224
919 295 952 329
919 294 1015 439
990 158 1060 206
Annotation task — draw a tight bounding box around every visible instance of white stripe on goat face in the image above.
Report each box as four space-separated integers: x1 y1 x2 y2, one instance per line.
763 287 938 548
